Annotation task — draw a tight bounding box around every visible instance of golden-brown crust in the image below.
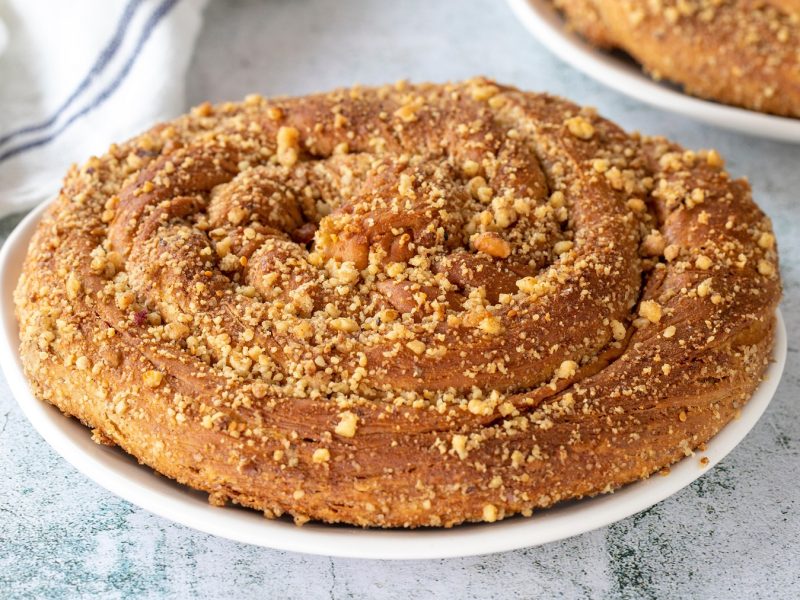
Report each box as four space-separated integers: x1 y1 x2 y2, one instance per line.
14 79 780 527
552 0 800 117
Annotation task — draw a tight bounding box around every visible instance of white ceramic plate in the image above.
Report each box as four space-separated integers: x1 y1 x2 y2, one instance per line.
0 200 787 560
507 0 800 143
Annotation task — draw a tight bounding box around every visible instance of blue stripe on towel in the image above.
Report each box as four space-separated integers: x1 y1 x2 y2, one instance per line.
0 0 143 147
0 0 178 164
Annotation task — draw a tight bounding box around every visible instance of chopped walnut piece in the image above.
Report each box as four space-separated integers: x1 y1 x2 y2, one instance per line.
664 244 680 261
462 160 480 176
553 240 573 255
312 448 331 463
758 259 775 276
468 398 493 416
398 173 415 197
705 149 724 168
335 412 358 438
476 186 493 204
556 360 578 379
695 255 713 270
452 434 468 460
687 188 705 208
220 254 241 272
330 317 359 333
106 251 124 271
758 232 775 249
385 262 406 278
227 207 248 226
65 273 82 300
164 321 189 340
276 126 300 167
627 198 646 213
143 370 164 388
378 308 398 323
697 278 713 297
470 82 499 101
292 321 314 339
610 320 626 341
406 340 426 355
478 315 504 335
482 503 499 522
565 116 595 140
641 232 666 257
394 101 421 122
467 176 487 199
116 291 135 310
192 101 212 117
639 300 662 323
474 232 511 258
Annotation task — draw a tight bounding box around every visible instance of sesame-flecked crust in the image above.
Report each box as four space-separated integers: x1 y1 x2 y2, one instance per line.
551 0 800 117
15 79 780 527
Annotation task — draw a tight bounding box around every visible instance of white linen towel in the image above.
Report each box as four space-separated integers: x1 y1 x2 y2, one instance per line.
0 0 208 218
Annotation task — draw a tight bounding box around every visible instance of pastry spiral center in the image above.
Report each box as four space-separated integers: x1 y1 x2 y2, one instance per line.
99 83 643 416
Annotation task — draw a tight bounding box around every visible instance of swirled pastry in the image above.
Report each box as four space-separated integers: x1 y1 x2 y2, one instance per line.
15 79 780 527
551 0 800 117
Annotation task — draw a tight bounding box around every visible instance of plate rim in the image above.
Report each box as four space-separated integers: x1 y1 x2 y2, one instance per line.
506 0 800 143
0 200 787 560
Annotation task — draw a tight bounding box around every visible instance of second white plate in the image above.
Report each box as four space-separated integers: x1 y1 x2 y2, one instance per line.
507 0 800 143
0 200 787 560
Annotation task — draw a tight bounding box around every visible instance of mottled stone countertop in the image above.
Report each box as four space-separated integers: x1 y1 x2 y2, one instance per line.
1 0 798 598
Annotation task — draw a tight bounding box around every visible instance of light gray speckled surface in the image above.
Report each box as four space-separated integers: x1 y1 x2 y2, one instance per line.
1 1 798 598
